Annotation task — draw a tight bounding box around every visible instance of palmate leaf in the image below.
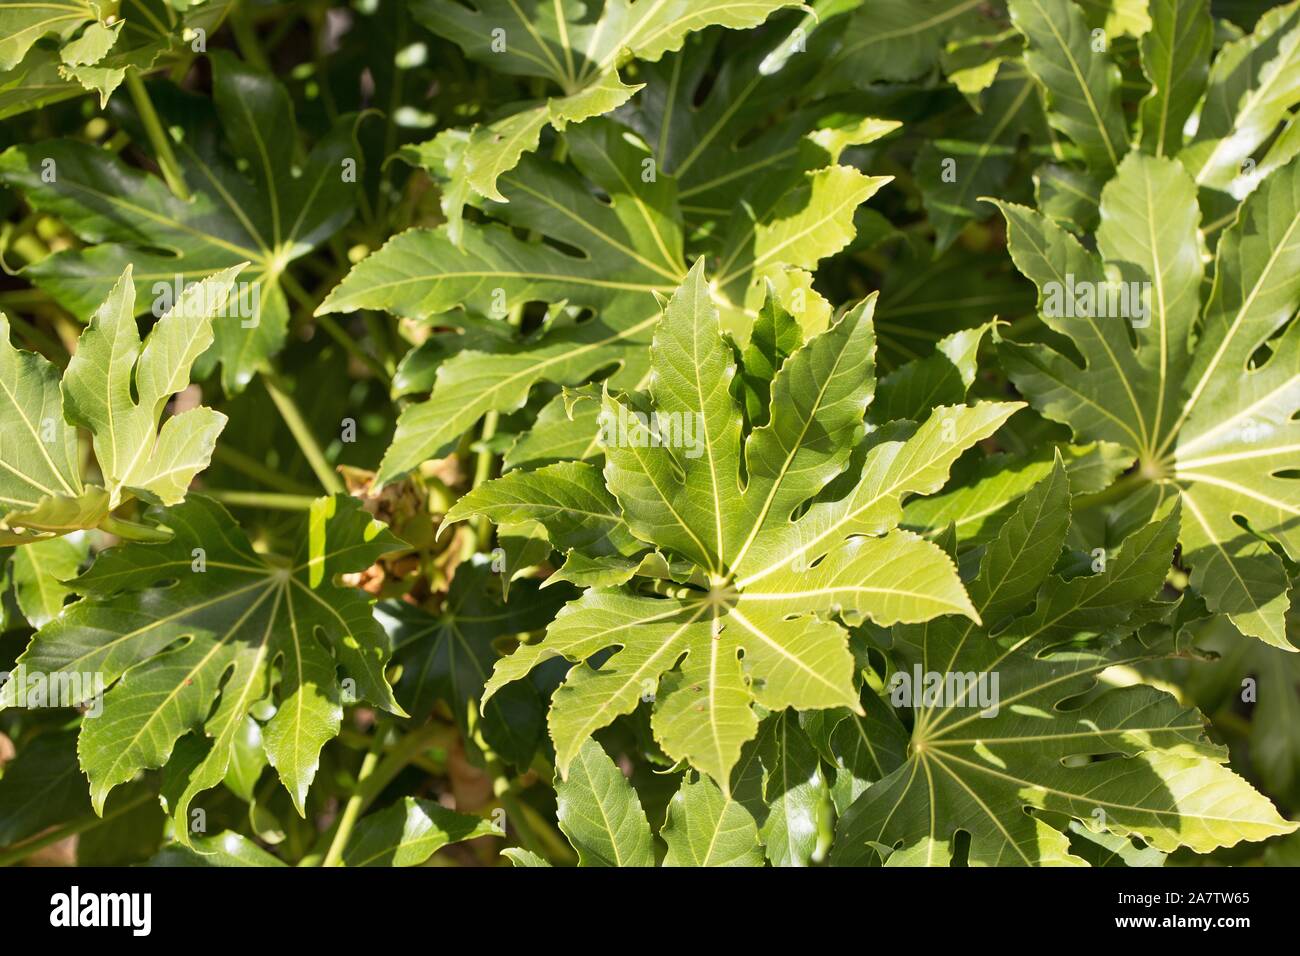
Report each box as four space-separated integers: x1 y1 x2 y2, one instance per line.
832 462 1297 866
0 265 240 543
0 50 360 393
0 494 406 840
451 263 1023 788
378 559 572 767
322 118 889 486
992 150 1300 647
406 0 800 223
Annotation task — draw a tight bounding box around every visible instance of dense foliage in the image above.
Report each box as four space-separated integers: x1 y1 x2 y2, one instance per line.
1 0 1299 868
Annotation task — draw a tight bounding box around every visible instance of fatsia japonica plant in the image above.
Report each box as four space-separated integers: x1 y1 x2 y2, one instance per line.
0 0 1297 873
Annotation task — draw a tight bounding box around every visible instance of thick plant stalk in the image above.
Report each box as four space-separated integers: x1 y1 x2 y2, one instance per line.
263 375 345 496
124 70 190 202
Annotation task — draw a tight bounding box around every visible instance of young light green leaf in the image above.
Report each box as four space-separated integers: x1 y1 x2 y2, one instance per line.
0 265 240 542
62 265 240 508
474 265 1021 787
10 533 87 628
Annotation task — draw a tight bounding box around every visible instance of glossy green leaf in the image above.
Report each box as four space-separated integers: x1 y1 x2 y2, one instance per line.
0 52 360 393
833 469 1296 865
994 150 1300 647
467 264 1021 787
1 494 405 837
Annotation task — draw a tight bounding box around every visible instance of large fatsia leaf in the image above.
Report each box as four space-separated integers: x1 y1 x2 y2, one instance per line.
322 118 888 486
832 464 1297 866
1008 0 1128 174
0 265 240 543
407 0 800 219
0 50 360 393
451 264 1022 787
993 151 1300 647
0 494 406 839
0 0 229 118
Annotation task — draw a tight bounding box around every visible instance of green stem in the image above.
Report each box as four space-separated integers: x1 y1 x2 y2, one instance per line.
125 69 190 202
468 301 527 551
98 513 172 542
1072 471 1151 515
263 375 345 495
212 445 318 495
316 313 392 384
305 722 443 866
470 411 501 552
205 490 318 511
321 730 386 867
